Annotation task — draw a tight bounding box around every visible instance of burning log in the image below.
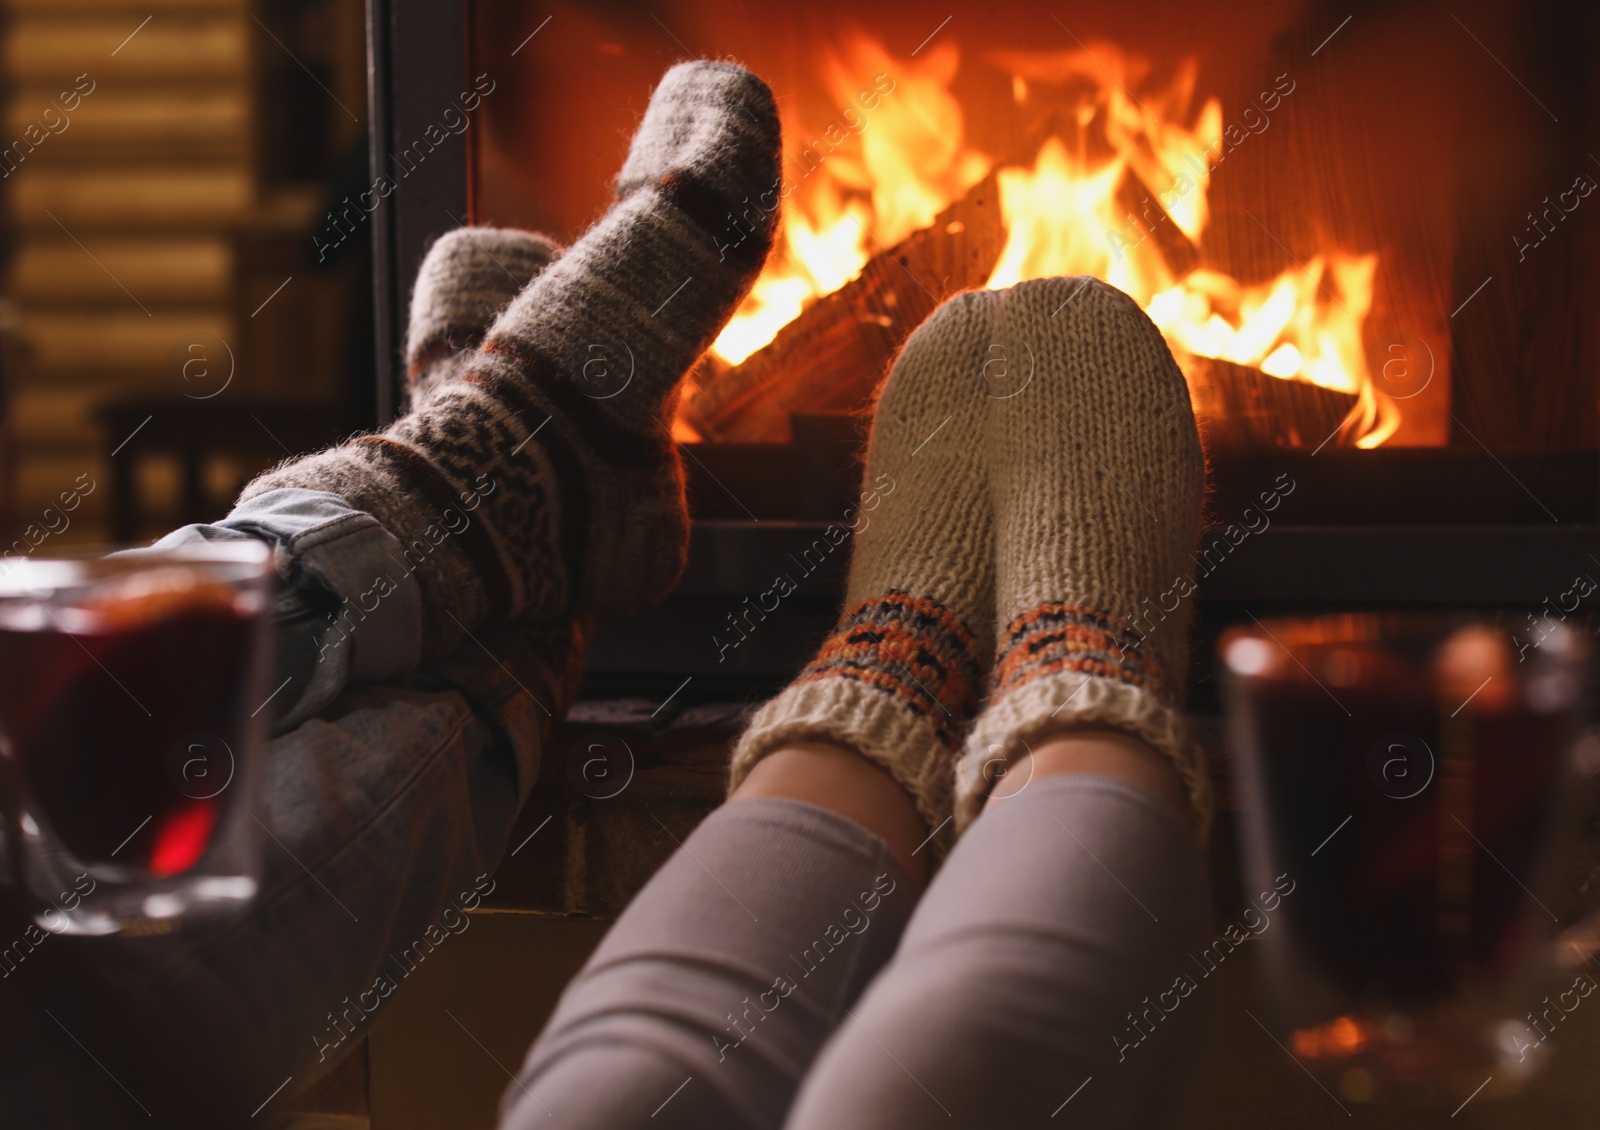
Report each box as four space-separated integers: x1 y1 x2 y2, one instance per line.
1112 168 1200 278
682 167 1362 453
684 171 1006 442
1189 357 1359 451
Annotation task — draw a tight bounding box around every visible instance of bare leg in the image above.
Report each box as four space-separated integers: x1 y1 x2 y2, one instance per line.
989 726 1190 825
732 742 932 886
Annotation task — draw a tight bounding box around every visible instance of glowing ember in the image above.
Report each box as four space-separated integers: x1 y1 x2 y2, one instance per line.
707 36 1398 448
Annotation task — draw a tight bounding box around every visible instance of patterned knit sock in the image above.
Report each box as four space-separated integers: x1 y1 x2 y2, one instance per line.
730 292 995 856
955 276 1212 838
404 226 559 406
240 61 781 657
405 231 592 753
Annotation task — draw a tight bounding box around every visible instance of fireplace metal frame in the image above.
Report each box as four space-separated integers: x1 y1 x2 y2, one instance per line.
365 0 472 425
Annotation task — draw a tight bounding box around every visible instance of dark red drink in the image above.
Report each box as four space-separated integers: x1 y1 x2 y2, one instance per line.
0 586 254 875
1222 613 1588 1095
0 547 272 933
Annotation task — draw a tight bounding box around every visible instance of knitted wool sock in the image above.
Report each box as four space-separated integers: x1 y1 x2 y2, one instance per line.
955 276 1212 838
404 231 592 755
730 292 995 855
240 61 781 657
404 226 559 407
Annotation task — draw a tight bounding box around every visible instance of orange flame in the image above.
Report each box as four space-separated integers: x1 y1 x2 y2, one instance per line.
712 39 990 366
708 35 1398 448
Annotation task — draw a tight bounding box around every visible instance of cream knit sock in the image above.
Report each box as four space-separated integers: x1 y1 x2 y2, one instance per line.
955 276 1212 838
730 292 995 855
404 226 559 406
240 61 781 658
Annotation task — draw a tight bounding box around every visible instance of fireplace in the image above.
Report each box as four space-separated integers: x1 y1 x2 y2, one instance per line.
347 9 1600 1117
365 0 1600 725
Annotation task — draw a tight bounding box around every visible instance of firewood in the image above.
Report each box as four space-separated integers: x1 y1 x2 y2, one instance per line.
1189 357 1359 450
685 171 1006 442
1113 168 1200 278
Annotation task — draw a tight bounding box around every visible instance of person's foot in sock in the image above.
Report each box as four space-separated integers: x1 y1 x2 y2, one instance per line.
401 224 589 738
222 224 569 731
404 226 560 406
955 276 1212 836
241 60 781 657
731 291 995 859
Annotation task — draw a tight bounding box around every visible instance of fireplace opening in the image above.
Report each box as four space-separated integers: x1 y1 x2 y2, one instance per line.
335 0 1600 705
415 0 1600 711
463 0 1599 533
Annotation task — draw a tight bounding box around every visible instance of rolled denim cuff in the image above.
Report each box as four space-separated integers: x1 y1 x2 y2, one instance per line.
151 489 425 728
219 489 424 682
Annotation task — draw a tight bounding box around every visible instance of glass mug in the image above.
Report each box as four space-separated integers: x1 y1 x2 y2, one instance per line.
1220 611 1595 1105
0 542 273 936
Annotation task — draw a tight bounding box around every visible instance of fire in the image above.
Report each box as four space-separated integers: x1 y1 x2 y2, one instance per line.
712 38 990 366
707 35 1399 448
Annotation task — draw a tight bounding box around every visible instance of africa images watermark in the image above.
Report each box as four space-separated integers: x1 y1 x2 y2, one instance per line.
312 871 498 1063
1114 872 1297 1063
0 873 97 980
0 474 97 577
712 472 897 664
0 73 96 178
1505 969 1598 1065
712 70 897 263
1118 471 1296 656
311 73 498 263
1512 171 1596 264
1512 567 1599 663
1106 73 1296 261
316 472 497 664
714 872 898 1063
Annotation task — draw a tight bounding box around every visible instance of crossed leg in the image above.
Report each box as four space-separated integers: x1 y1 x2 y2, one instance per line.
0 58 785 1130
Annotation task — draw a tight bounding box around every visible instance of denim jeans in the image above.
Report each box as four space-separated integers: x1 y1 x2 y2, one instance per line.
0 490 557 1128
